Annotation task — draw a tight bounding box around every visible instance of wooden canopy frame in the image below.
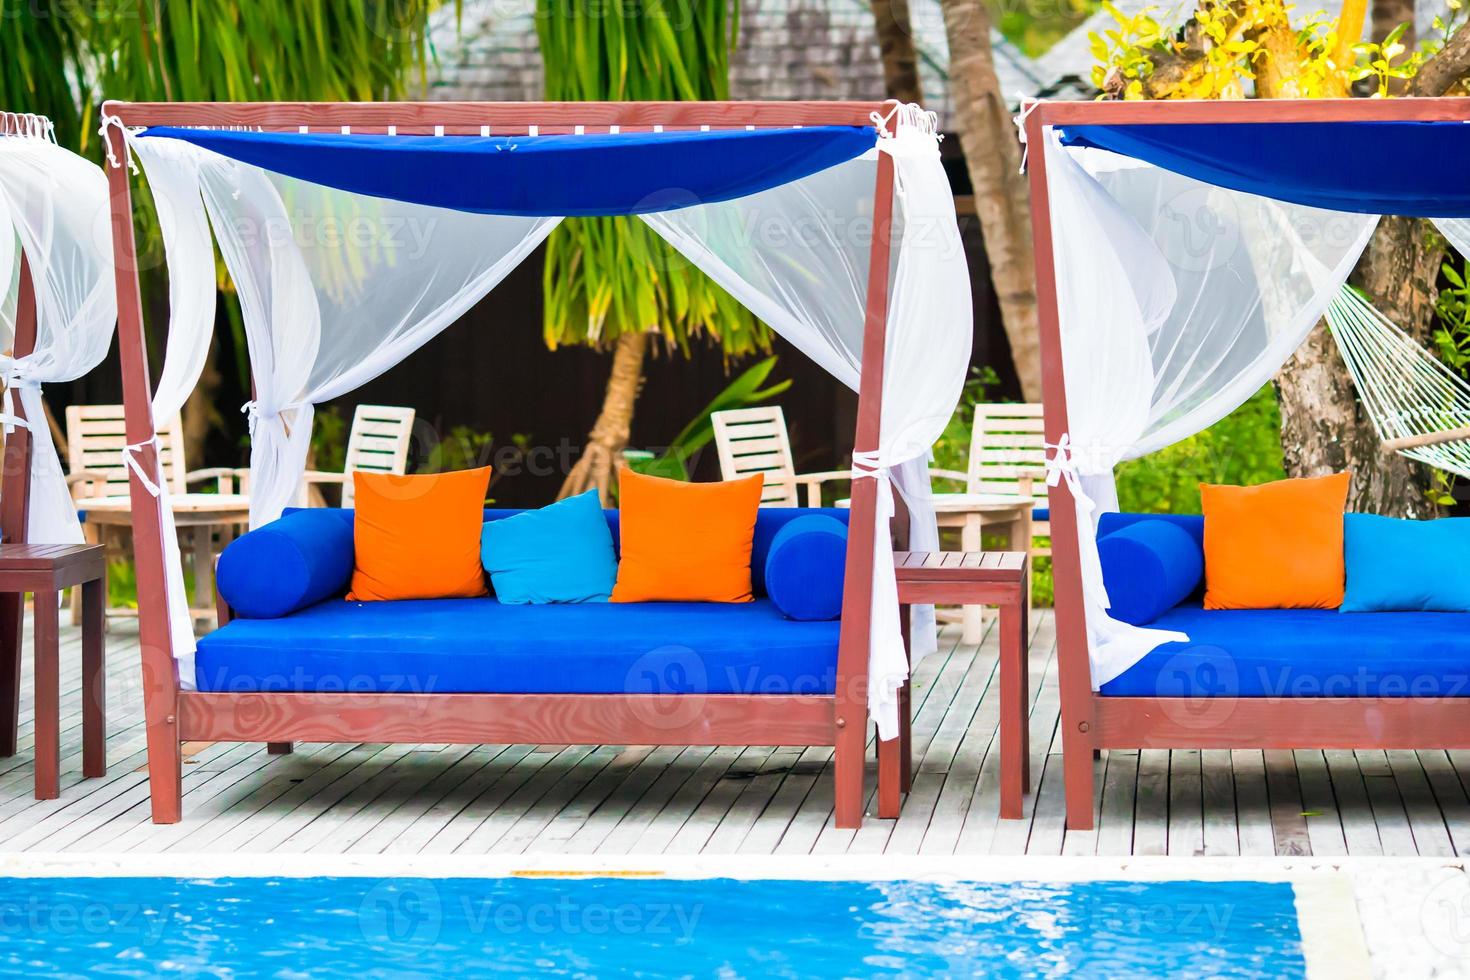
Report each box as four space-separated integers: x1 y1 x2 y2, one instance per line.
0 112 44 762
1024 96 1470 830
101 99 914 827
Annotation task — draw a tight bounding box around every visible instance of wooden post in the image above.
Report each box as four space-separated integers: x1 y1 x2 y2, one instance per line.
834 101 900 829
103 113 184 823
1023 107 1097 829
0 252 36 757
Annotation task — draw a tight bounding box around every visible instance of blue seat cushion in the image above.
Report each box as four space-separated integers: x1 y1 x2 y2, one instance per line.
1100 605 1470 698
195 597 839 695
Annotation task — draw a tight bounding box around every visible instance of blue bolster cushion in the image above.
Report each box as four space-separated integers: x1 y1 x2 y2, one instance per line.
764 515 847 621
216 509 355 618
1097 518 1204 626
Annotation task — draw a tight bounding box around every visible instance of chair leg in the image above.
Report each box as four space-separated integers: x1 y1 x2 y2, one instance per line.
82 578 106 779
0 590 20 758
33 591 59 800
833 718 866 829
961 513 984 643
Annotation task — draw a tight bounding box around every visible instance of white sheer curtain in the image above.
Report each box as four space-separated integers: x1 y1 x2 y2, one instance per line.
1044 130 1378 686
1434 219 1470 265
0 134 117 544
131 134 560 668
126 136 222 669
644 108 971 739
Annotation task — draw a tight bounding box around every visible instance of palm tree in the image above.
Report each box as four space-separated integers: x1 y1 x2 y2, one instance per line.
537 0 771 502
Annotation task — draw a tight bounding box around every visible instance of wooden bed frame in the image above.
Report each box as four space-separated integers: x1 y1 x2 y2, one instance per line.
100 99 913 826
1023 95 1470 830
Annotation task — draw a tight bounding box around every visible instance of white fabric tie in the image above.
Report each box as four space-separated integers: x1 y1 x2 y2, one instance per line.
850 448 896 517
241 399 310 438
0 357 38 434
1013 98 1041 174
98 114 138 173
122 436 163 497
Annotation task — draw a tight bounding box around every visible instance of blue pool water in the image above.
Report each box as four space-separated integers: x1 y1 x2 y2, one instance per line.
0 876 1305 977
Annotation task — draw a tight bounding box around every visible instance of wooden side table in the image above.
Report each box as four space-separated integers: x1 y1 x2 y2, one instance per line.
0 544 107 800
885 550 1030 820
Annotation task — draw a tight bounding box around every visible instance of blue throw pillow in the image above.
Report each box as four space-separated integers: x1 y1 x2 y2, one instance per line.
1097 518 1204 626
217 508 355 619
764 514 847 620
481 491 618 603
1342 513 1470 612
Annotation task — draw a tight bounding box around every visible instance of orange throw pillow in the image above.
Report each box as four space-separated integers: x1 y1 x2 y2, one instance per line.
1200 472 1350 610
347 466 491 602
611 469 764 603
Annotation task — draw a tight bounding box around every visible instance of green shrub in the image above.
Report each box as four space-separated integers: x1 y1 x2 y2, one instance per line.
1114 384 1285 514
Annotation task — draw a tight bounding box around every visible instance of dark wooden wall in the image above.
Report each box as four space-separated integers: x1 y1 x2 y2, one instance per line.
56 140 1015 508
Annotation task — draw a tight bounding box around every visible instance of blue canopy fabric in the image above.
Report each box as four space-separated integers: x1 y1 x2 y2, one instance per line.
135 125 877 216
1060 121 1470 217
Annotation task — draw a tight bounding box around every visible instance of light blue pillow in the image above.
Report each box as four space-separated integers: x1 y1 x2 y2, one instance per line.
1341 513 1470 612
481 491 617 603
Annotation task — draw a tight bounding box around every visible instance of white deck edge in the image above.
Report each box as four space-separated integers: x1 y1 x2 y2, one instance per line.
0 853 1446 881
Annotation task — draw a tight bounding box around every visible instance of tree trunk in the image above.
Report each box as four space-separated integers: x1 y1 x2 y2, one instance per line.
872 0 923 104
558 330 649 504
941 0 1042 401
1278 217 1441 515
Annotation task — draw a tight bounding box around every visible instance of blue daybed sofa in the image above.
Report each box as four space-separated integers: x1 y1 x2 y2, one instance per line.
204 507 849 698
1096 512 1470 700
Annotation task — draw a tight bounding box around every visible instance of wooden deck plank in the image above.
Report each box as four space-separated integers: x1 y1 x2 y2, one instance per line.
1357 749 1417 856
1167 749 1203 857
1131 750 1170 856
1263 750 1311 856
1387 750 1456 858
1324 749 1384 856
1200 749 1239 856
1093 750 1139 856
1293 749 1347 857
1419 750 1470 856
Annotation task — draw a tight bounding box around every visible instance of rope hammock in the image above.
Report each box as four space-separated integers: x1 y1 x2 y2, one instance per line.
1326 284 1470 477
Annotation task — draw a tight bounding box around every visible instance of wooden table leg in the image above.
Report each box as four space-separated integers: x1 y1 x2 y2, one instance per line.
33 590 59 800
82 577 106 779
999 593 1028 819
961 512 983 644
0 590 20 757
191 526 214 619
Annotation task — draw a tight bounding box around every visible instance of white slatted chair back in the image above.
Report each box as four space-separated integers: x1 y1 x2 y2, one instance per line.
340 404 416 507
968 402 1048 504
66 404 187 498
711 405 800 507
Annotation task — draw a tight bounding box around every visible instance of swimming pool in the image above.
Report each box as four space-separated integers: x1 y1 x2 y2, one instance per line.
0 874 1313 977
